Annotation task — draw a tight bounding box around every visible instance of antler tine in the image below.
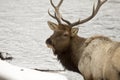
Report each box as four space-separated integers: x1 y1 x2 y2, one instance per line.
48 9 56 19
70 0 107 27
50 0 56 9
50 0 63 9
48 9 61 24
57 0 63 8
49 0 64 24
61 18 71 25
49 0 72 25
94 0 107 15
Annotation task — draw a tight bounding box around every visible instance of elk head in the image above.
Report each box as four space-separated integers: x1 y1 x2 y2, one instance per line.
46 0 107 54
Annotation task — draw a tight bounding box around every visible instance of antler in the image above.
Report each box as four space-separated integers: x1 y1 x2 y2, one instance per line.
70 0 107 27
48 0 107 27
48 0 63 24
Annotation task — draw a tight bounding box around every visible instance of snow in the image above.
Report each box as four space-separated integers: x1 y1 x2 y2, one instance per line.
0 0 119 80
0 60 68 80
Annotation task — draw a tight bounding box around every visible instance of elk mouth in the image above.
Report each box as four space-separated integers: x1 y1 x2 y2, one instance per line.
46 44 55 53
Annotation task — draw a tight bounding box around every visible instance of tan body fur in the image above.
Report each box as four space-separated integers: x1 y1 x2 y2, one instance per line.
78 36 120 80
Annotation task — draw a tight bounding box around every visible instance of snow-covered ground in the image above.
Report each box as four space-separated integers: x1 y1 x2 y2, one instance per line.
0 60 68 80
0 0 119 80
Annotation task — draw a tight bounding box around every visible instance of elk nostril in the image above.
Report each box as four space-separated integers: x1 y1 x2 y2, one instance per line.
46 38 52 44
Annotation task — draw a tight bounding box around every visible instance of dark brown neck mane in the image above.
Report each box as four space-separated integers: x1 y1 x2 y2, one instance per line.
54 36 86 73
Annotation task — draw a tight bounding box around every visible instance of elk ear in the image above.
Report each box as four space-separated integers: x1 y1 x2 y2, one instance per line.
71 28 79 37
47 21 59 31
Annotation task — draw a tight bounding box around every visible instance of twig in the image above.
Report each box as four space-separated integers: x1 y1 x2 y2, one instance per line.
34 68 66 73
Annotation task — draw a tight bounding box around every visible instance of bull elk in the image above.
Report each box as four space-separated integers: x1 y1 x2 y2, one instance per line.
46 0 120 80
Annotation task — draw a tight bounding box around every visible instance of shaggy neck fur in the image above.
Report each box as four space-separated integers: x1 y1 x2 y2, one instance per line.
54 36 86 73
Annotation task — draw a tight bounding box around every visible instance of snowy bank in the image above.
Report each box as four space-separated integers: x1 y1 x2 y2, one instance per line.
0 60 68 80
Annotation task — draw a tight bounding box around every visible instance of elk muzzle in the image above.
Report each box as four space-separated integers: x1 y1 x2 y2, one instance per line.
46 38 56 52
46 38 52 45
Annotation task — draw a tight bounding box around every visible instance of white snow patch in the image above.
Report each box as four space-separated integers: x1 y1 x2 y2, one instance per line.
0 60 68 80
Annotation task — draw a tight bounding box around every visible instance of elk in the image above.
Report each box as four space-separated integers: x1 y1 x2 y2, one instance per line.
46 0 120 80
